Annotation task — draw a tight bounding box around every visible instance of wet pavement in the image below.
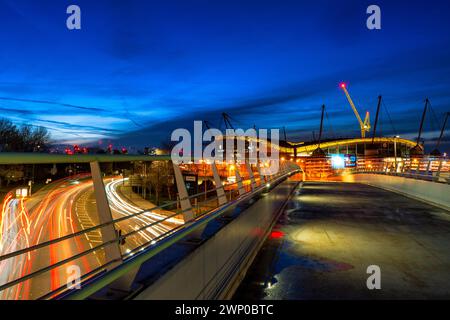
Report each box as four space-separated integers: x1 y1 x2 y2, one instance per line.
233 181 450 300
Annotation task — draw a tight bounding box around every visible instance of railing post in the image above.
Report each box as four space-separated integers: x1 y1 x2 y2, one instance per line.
279 160 285 175
436 158 443 182
212 162 227 206
89 161 122 269
406 159 412 176
256 162 265 185
172 163 195 222
415 159 421 178
426 160 431 177
246 162 257 191
234 166 246 196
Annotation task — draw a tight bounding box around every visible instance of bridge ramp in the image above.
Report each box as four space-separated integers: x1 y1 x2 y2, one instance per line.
234 181 450 299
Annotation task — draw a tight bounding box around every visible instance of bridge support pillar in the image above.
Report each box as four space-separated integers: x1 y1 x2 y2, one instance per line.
172 163 195 222
246 162 257 191
212 163 228 206
279 160 286 174
89 161 122 270
91 161 142 295
256 162 265 185
234 167 246 196
172 163 208 242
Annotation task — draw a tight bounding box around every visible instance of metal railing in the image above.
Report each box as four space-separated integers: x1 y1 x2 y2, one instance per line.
66 168 300 300
350 156 450 184
294 155 450 184
0 153 300 300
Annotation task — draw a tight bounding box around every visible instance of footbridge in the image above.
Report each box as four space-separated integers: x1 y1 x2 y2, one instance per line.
0 153 449 299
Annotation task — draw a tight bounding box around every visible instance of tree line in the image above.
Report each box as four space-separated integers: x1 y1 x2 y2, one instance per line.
0 118 51 152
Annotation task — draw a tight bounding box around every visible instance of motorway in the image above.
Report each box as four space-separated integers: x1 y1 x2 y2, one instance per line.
234 181 450 299
0 176 181 300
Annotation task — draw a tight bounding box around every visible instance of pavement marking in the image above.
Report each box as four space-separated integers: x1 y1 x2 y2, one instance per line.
74 191 103 264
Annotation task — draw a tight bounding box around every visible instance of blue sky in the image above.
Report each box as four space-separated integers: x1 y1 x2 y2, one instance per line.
1 0 450 152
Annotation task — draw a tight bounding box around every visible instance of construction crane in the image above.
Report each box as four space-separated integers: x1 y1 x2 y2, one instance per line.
340 83 371 138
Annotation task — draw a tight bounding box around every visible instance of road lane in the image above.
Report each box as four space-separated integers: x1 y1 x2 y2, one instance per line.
0 175 182 300
104 178 182 256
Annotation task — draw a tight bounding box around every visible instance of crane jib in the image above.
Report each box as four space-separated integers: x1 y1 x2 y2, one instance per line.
341 84 371 138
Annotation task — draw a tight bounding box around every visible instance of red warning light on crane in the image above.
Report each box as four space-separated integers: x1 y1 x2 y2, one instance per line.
340 82 346 89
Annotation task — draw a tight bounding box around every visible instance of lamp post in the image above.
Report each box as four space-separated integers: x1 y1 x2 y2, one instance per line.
28 180 33 197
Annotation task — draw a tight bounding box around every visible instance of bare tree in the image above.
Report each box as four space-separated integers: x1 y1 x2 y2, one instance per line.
0 119 50 152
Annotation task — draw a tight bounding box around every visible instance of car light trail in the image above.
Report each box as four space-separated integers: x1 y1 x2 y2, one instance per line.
0 174 182 300
105 178 182 249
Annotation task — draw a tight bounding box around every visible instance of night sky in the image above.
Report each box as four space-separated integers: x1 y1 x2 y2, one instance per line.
1 0 450 152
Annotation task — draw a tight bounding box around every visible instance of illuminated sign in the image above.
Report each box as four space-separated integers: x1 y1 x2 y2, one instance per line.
344 154 357 167
331 154 357 169
331 154 345 169
15 188 28 198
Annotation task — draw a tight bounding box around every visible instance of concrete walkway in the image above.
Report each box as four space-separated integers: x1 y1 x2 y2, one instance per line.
234 181 450 299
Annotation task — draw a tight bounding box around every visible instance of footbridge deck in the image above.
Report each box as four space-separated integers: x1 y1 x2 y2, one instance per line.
234 181 450 299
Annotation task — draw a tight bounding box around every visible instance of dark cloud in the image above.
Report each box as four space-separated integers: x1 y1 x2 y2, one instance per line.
0 106 35 115
0 96 107 112
35 119 124 135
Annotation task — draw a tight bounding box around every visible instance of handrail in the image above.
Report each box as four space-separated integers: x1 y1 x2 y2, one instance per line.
352 169 450 184
0 152 271 165
0 153 172 164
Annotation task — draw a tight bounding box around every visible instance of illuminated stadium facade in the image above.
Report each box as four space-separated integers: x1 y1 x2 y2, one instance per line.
216 135 420 161
278 137 420 159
